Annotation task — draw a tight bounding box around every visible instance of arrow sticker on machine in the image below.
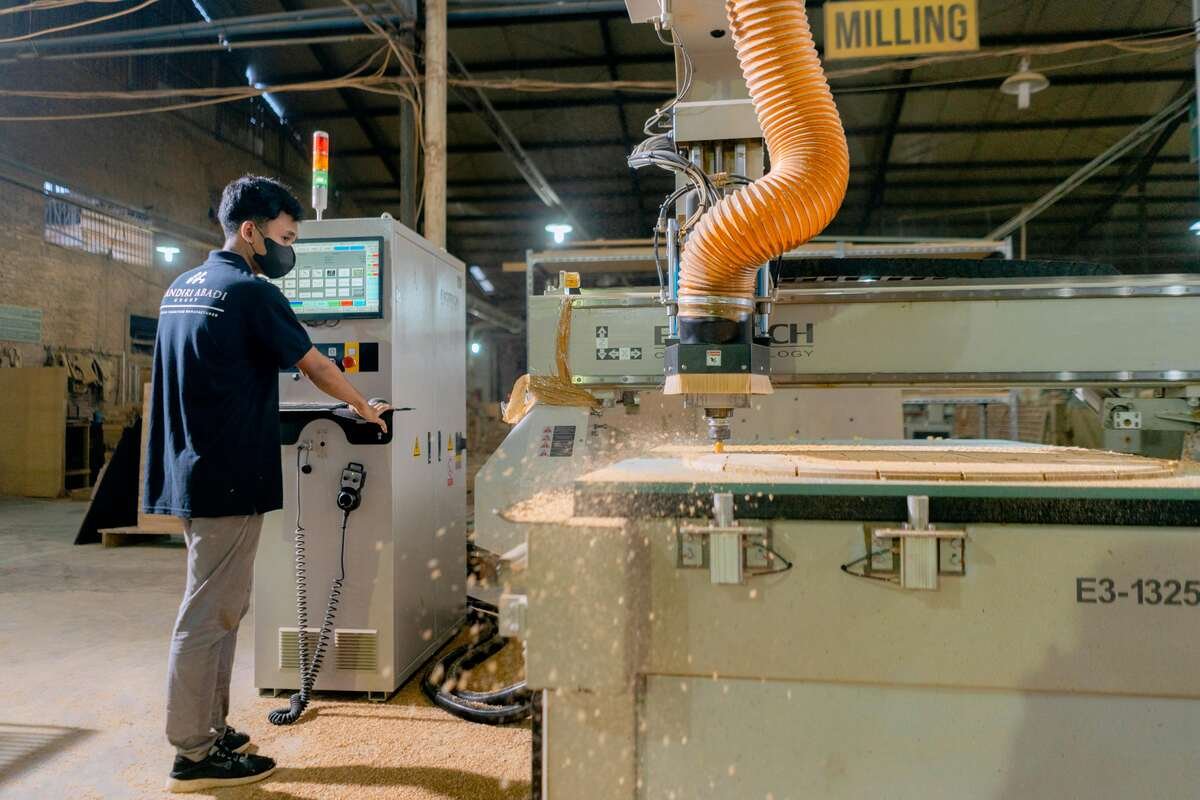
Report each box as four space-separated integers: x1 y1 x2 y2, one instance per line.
597 347 644 361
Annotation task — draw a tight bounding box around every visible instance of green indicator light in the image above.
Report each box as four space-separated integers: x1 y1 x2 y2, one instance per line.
313 170 329 187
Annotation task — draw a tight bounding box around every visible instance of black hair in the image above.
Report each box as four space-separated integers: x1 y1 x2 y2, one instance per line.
217 175 304 237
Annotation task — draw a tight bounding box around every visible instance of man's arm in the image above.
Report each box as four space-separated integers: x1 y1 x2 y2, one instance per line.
295 347 389 433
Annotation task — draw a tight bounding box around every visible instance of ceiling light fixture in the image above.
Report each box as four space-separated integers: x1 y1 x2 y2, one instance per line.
545 223 573 245
469 264 495 295
1000 57 1049 111
156 245 181 263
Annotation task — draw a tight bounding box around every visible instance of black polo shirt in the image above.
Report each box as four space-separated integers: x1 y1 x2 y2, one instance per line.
144 250 313 518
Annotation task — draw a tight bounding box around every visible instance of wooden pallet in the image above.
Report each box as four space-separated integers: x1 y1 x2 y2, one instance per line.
98 385 186 547
97 525 178 548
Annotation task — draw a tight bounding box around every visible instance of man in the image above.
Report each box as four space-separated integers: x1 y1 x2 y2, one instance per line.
145 175 388 793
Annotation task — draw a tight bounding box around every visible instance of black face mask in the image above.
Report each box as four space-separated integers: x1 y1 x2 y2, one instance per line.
252 227 296 279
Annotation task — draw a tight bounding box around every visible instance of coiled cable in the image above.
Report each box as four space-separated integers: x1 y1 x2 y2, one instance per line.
268 447 351 726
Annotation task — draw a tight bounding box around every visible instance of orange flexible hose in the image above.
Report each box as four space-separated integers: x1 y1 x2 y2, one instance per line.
678 0 849 307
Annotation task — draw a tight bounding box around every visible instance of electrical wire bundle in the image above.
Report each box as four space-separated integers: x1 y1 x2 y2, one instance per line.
0 0 159 45
3 20 1191 123
625 22 721 293
421 608 532 726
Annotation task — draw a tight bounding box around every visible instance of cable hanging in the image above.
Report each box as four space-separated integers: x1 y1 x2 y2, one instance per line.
0 0 130 17
267 448 354 726
0 0 159 44
0 25 1190 122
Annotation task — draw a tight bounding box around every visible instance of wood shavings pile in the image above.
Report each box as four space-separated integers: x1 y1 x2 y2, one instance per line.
124 630 531 800
501 488 574 524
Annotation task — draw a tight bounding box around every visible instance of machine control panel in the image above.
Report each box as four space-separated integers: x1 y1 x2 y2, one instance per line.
270 237 384 320
283 341 379 374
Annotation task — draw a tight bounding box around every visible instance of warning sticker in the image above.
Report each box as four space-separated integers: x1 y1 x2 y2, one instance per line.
706 350 722 367
412 437 421 458
537 425 577 457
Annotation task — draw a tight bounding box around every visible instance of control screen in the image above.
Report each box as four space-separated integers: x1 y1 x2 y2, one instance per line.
270 237 384 320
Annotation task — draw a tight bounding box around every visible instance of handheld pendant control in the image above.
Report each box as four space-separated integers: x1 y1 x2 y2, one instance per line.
336 462 366 512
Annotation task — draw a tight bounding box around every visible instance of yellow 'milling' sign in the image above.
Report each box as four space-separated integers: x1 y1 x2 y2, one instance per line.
824 0 979 60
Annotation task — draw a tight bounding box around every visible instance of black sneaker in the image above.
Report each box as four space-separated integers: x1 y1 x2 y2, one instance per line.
165 745 275 793
216 725 252 754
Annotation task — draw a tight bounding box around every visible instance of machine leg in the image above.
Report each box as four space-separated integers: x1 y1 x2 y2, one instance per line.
531 690 543 800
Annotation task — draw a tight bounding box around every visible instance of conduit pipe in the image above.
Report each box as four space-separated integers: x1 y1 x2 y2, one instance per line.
678 0 849 314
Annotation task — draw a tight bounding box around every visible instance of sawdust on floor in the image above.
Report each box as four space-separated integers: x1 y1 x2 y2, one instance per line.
122 630 531 800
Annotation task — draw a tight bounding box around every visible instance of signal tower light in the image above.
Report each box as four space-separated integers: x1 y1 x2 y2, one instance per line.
312 130 330 220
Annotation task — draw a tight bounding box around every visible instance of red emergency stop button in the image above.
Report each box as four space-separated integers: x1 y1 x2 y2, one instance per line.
342 355 356 369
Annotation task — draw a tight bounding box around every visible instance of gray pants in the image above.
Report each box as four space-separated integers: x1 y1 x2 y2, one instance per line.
166 514 263 761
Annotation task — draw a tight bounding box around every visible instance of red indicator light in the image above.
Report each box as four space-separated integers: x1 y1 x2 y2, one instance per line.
311 131 331 217
312 131 331 176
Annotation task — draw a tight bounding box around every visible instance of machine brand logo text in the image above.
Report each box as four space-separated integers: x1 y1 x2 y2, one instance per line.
652 322 814 348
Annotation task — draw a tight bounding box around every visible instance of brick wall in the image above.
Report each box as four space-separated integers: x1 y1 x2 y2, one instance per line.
0 63 360 409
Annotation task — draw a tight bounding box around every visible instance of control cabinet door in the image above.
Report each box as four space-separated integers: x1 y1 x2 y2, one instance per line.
431 253 467 635
389 230 437 664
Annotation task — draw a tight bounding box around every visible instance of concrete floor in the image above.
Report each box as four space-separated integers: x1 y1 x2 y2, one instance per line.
0 497 530 799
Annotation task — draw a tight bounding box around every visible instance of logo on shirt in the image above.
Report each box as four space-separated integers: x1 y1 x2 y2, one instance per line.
161 271 228 319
